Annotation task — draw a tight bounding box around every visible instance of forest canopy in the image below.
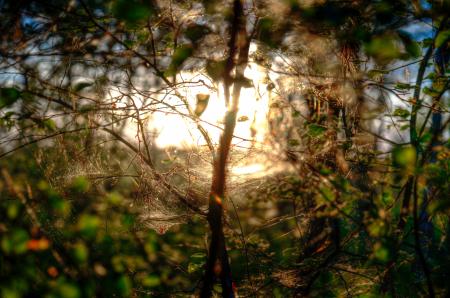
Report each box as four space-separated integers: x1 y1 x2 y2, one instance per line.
0 0 449 297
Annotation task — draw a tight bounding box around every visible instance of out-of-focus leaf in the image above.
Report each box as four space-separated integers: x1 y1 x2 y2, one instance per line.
73 82 93 92
368 220 385 237
107 192 123 205
72 241 89 263
394 82 413 90
165 45 194 76
70 176 90 193
256 18 276 48
188 252 206 273
393 146 416 168
367 69 388 80
206 59 226 81
1 229 29 255
1 288 22 298
235 76 253 88
112 0 155 25
400 124 409 131
56 282 80 298
49 196 71 216
381 192 393 206
122 214 135 227
392 108 410 118
77 214 100 238
308 123 326 137
0 87 21 109
364 35 401 63
373 242 390 262
191 252 206 259
43 119 57 131
288 139 299 146
292 111 301 118
195 93 210 117
425 72 436 80
398 30 421 58
142 275 160 287
320 187 335 201
237 115 249 122
419 132 432 144
117 275 132 297
185 24 210 43
6 201 21 219
423 86 440 97
435 29 450 48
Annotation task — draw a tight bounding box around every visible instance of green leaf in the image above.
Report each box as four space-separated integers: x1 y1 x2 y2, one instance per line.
206 59 226 81
1 288 22 298
404 40 421 58
425 72 436 80
419 132 432 144
117 275 132 296
57 282 80 298
381 192 393 206
122 214 135 227
0 87 21 109
73 82 93 92
1 229 29 255
184 24 210 43
6 201 21 219
308 123 326 137
43 119 57 131
256 17 283 48
364 34 402 63
394 82 412 90
398 30 421 58
188 262 203 273
422 38 433 47
423 86 440 97
77 214 100 237
373 242 390 262
107 192 123 205
112 0 155 25
123 39 134 48
435 29 450 48
320 187 335 201
393 146 416 168
367 69 388 79
188 252 206 273
72 241 89 263
70 176 90 192
190 252 206 259
165 45 194 76
392 108 410 118
142 275 161 288
399 124 409 131
50 196 71 216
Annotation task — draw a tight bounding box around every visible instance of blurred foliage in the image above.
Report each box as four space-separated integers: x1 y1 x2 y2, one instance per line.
0 149 210 297
0 0 449 297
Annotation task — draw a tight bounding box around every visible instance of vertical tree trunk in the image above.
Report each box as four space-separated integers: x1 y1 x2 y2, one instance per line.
201 1 248 297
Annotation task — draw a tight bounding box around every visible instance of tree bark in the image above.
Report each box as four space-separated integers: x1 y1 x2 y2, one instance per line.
201 1 248 297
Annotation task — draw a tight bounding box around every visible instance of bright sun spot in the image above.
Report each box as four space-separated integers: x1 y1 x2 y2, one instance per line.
152 61 270 150
118 44 280 177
